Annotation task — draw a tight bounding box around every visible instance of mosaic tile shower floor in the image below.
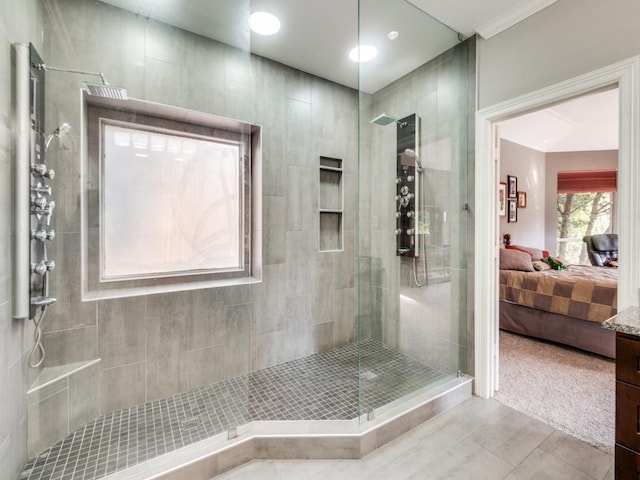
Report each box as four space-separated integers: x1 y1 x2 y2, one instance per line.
20 340 448 480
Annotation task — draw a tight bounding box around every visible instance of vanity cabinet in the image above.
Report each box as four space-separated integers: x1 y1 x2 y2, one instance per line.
615 332 640 479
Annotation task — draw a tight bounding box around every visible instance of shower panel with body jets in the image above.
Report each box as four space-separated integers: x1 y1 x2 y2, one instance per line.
14 43 128 368
27 44 58 368
371 112 427 286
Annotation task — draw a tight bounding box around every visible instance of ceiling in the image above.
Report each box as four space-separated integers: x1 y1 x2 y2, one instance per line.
96 0 616 151
98 0 558 93
498 88 619 153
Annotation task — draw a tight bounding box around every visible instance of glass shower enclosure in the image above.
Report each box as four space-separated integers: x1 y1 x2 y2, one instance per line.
18 0 473 478
356 0 473 419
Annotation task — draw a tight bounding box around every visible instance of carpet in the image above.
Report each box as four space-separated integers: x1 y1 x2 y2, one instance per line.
494 330 615 454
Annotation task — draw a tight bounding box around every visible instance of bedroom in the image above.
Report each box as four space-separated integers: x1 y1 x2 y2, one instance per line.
495 87 619 451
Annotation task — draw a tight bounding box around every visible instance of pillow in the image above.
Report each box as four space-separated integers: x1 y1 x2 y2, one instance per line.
506 244 549 260
500 248 535 271
532 260 551 271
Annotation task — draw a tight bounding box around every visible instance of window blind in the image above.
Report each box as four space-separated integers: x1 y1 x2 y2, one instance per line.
557 169 617 193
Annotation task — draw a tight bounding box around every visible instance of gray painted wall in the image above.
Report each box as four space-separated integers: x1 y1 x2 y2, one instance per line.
499 139 546 249
0 1 44 478
477 0 640 109
544 150 618 255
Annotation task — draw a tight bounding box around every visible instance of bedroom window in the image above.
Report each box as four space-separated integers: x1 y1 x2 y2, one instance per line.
556 169 616 265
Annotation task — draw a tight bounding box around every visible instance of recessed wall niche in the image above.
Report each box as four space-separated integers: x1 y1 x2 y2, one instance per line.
319 156 343 252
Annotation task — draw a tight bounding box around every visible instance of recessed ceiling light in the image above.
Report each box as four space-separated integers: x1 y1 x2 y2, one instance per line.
387 31 399 40
349 45 377 63
249 11 281 35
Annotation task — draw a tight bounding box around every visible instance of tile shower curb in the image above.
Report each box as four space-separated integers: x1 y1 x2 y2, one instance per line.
102 376 473 480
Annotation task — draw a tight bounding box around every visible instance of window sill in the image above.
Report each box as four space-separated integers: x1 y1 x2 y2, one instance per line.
81 276 262 302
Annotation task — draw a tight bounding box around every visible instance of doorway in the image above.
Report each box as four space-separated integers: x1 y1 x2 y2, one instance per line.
474 56 640 399
491 89 619 451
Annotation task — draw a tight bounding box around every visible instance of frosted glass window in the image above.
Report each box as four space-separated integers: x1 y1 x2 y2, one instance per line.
101 121 243 279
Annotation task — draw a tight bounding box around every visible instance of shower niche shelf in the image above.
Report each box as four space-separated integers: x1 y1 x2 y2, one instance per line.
319 156 343 252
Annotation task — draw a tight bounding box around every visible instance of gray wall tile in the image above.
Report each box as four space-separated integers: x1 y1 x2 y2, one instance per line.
42 326 97 366
27 387 68 458
186 346 225 390
255 331 287 370
101 362 146 412
285 295 312 361
263 196 286 265
68 361 101 432
146 313 189 401
223 304 252 379
98 297 146 369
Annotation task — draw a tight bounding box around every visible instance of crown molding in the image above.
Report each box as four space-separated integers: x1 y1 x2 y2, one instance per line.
476 0 558 39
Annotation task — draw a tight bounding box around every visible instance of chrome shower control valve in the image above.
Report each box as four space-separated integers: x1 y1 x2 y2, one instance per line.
31 229 55 241
32 197 47 209
400 186 409 195
406 228 415 235
395 229 403 235
31 183 52 196
407 175 415 182
406 211 414 218
31 260 55 275
395 212 402 218
31 163 55 179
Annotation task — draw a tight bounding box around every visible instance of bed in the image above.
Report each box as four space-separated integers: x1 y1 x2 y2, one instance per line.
499 251 617 359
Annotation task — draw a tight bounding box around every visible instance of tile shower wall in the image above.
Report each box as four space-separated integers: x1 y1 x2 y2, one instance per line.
360 39 476 375
39 0 359 416
0 1 44 478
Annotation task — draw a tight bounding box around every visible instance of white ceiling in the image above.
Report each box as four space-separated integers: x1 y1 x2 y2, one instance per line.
97 0 614 151
498 88 619 153
98 0 558 93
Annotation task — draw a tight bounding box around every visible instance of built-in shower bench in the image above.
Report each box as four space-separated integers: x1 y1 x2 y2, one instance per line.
26 358 101 458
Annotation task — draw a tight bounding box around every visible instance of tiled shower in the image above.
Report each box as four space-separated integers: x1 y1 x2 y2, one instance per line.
1 0 475 479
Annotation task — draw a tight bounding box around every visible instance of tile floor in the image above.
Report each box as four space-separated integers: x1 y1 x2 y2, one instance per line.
19 340 448 480
216 397 614 480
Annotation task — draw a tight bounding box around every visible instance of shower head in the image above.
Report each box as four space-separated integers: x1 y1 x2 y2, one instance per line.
33 63 128 100
83 82 128 100
370 113 408 128
44 122 71 151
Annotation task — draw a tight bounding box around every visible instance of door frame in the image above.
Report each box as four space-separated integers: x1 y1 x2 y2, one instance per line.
474 56 640 398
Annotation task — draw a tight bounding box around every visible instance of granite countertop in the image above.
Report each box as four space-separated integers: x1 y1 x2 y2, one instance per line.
602 305 640 336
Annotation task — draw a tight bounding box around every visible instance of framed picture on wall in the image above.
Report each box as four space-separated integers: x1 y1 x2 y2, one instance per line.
507 175 517 198
498 182 507 216
508 199 517 222
517 191 527 208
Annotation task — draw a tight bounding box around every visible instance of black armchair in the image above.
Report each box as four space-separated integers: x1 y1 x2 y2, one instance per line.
583 234 618 266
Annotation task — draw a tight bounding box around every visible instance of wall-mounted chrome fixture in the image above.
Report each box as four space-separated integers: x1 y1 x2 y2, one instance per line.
371 111 428 287
394 114 420 258
370 113 408 128
13 44 63 367
44 122 71 151
32 63 128 100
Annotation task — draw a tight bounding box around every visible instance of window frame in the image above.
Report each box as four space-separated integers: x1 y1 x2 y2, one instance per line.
81 93 261 300
99 118 248 281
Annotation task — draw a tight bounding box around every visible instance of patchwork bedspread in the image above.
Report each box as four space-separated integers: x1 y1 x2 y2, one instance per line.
499 265 617 323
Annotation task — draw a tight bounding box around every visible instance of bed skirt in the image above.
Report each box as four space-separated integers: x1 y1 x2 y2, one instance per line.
499 301 616 359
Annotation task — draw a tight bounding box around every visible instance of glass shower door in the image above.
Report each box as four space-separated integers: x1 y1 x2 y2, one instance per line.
356 0 471 419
